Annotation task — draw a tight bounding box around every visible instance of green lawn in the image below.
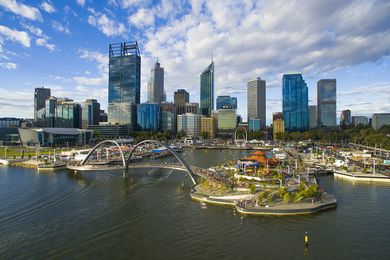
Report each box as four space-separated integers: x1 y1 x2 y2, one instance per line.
0 147 72 159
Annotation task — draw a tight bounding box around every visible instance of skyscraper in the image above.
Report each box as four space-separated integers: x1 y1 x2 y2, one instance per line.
147 61 164 103
174 89 189 115
55 102 82 128
82 99 100 129
34 87 51 120
160 102 177 134
108 42 140 123
200 61 214 117
137 102 160 131
282 74 308 132
317 79 336 127
185 102 199 114
309 105 317 129
247 77 266 130
340 109 352 126
45 96 57 127
216 96 237 110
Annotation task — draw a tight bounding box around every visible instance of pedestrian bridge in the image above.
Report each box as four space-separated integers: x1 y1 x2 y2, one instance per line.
69 140 200 184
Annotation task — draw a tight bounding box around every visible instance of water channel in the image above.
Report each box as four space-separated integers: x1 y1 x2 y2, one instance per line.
1 149 389 259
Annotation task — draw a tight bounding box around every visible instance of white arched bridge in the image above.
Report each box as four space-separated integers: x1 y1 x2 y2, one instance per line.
67 139 227 186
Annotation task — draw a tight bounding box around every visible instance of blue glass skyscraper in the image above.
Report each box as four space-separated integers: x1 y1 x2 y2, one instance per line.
216 96 237 110
108 42 141 104
282 74 309 131
200 61 214 117
137 102 160 131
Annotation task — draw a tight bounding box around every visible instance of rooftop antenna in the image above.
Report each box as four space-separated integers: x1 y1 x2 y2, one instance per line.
211 50 214 63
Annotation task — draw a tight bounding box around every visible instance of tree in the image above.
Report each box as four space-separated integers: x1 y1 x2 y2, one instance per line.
200 131 209 140
176 130 187 139
93 130 102 140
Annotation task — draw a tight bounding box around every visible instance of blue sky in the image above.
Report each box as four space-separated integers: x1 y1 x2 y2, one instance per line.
0 0 389 124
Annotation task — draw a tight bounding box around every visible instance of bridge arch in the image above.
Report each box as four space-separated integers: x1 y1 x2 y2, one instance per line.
80 140 126 167
125 140 197 185
235 126 248 147
235 126 248 141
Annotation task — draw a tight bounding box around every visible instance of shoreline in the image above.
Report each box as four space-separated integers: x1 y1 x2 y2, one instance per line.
190 192 337 216
333 170 390 183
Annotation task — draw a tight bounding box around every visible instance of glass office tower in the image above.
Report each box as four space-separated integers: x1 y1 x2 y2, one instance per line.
317 79 336 127
200 61 214 117
216 96 237 110
247 77 266 130
34 87 51 121
147 61 164 103
108 42 141 105
282 74 309 132
137 102 160 131
174 89 190 115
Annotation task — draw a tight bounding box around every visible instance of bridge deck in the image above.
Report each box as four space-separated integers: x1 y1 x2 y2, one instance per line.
66 162 232 186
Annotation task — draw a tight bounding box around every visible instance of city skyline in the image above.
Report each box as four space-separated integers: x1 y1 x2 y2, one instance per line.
0 0 389 124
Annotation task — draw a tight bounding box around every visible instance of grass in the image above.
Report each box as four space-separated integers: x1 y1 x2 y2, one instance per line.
0 146 72 159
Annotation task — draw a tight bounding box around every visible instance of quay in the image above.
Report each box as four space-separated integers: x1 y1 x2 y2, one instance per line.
333 170 390 183
191 192 337 216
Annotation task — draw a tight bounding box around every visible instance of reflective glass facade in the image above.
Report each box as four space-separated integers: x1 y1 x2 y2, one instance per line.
108 42 141 104
82 99 100 129
45 97 57 127
177 113 202 137
282 74 308 132
216 96 237 110
34 87 51 121
160 102 177 133
247 78 266 130
55 102 82 129
200 62 214 117
137 103 160 131
217 109 237 136
317 79 336 127
309 105 317 129
108 102 137 130
249 118 261 131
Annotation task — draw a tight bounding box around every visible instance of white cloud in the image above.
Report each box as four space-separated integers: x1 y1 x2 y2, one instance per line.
41 1 55 13
137 0 390 121
78 49 108 74
0 25 30 47
0 0 42 21
21 24 43 37
0 62 17 69
73 76 105 86
76 0 85 6
129 8 154 28
36 38 56 51
87 12 126 37
121 0 143 8
52 21 70 34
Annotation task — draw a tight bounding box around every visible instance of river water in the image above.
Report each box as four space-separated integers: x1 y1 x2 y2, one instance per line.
1 149 390 259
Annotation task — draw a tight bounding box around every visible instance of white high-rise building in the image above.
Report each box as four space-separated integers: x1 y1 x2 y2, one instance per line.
247 77 266 130
147 61 164 103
